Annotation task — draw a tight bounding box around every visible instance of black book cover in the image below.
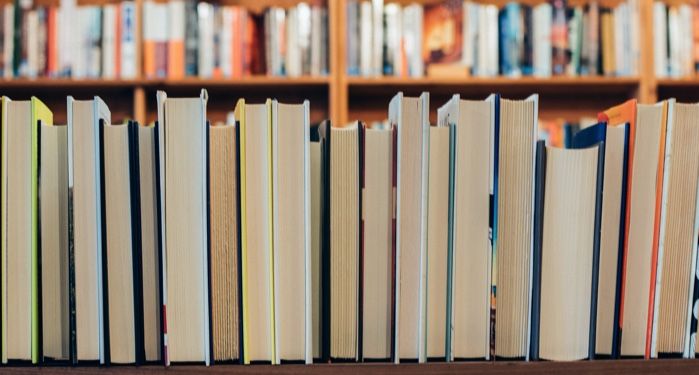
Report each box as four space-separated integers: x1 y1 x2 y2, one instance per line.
318 120 331 363
357 122 365 362
153 121 165 364
529 140 547 361
588 141 606 360
98 118 110 366
127 121 146 365
235 122 244 364
204 121 214 364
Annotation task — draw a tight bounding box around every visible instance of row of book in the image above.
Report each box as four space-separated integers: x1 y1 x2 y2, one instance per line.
2 91 699 366
653 2 699 78
347 0 640 78
0 0 328 79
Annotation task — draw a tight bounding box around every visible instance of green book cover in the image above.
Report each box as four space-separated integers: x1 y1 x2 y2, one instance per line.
445 123 456 360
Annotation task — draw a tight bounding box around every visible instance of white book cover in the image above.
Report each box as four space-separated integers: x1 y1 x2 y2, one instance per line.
155 90 210 366
197 3 214 78
533 3 552 77
653 2 668 78
371 0 384 76
390 92 430 363
462 2 478 72
286 7 301 77
668 7 680 77
220 7 233 77
102 5 117 79
271 101 312 364
120 1 137 79
26 11 38 78
360 1 373 77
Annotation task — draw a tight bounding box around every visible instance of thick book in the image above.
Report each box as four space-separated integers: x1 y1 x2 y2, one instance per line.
101 120 145 364
39 121 70 363
1 96 52 364
600 100 668 358
425 123 450 360
532 141 604 361
137 122 162 363
570 122 630 359
320 120 361 362
208 121 240 363
234 99 275 364
491 95 539 360
437 95 493 361
361 122 395 361
652 102 699 358
156 90 210 365
68 96 110 364
272 101 312 364
389 92 430 363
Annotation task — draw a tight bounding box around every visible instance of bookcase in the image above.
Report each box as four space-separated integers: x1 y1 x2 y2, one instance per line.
2 0 699 373
0 0 681 127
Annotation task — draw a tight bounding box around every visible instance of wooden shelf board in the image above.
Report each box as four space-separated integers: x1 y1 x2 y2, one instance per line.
657 77 699 87
0 78 143 88
0 360 696 374
159 76 331 87
346 76 640 87
0 76 330 89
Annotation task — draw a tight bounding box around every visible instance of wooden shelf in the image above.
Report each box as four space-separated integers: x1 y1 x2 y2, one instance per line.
346 76 640 87
0 360 696 374
0 76 330 88
656 77 699 87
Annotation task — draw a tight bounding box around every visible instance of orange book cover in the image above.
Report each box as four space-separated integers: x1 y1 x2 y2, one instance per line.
143 40 157 78
597 99 638 354
168 41 184 79
231 7 242 78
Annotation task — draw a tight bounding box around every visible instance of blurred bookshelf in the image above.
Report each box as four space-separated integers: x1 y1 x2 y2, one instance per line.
0 0 685 129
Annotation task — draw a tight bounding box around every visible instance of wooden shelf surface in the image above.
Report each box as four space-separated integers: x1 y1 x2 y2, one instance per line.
0 76 330 88
346 76 640 87
657 77 699 87
1 360 698 374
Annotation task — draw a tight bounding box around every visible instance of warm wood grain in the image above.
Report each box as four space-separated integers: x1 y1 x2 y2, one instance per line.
1 360 699 374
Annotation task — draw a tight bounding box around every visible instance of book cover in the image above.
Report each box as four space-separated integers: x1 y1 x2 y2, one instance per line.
422 0 462 69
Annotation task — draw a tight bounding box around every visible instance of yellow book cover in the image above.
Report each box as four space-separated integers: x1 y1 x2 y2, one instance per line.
31 97 53 363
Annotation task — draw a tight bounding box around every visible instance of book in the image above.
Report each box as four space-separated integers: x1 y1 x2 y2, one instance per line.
39 121 70 362
208 121 240 362
600 100 668 358
361 122 394 361
156 90 210 365
310 125 322 360
167 0 185 79
422 0 463 75
425 123 450 359
272 101 312 364
234 99 275 364
143 1 168 78
652 102 699 358
68 96 110 364
492 95 539 359
572 122 629 359
320 120 361 361
101 120 145 364
437 95 493 360
1 96 52 364
390 92 430 363
533 3 552 77
136 122 161 362
533 141 604 361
